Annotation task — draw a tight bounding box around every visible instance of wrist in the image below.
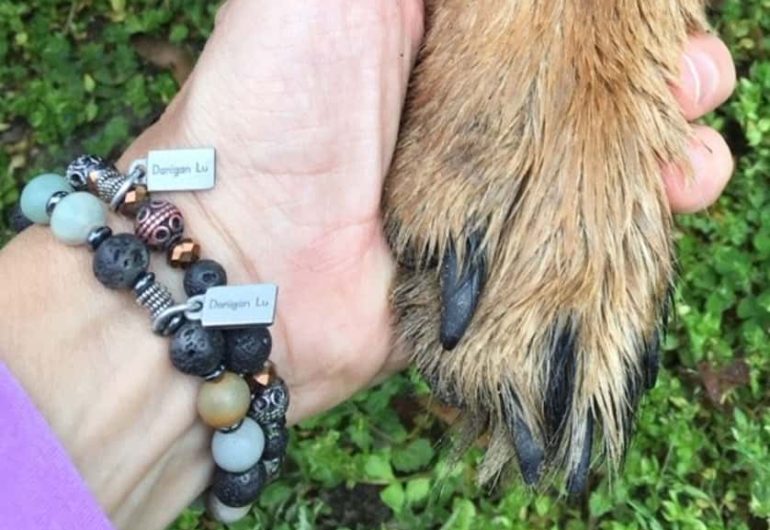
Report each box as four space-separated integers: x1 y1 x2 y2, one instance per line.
0 228 207 528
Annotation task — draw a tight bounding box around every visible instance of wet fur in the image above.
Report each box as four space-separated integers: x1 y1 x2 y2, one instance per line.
384 1 708 487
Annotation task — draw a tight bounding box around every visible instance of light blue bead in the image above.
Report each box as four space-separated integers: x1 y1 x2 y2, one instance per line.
50 192 106 246
211 418 265 473
19 173 73 224
206 492 251 524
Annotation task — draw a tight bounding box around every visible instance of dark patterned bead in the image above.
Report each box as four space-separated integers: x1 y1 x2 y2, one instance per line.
135 200 185 250
261 422 289 460
183 259 227 296
262 456 284 482
87 226 113 251
224 327 271 374
249 379 289 425
170 322 226 377
93 234 151 289
212 461 267 508
66 154 116 191
8 204 32 233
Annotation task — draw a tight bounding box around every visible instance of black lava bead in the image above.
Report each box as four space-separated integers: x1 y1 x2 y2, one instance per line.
8 204 32 233
92 234 150 289
224 327 272 374
183 259 227 296
170 322 225 377
212 461 267 507
261 422 289 460
249 379 289 425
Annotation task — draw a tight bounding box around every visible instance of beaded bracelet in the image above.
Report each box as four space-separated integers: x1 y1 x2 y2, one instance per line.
15 151 289 524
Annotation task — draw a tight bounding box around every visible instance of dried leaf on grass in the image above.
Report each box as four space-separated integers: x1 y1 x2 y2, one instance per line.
698 360 750 406
131 35 194 85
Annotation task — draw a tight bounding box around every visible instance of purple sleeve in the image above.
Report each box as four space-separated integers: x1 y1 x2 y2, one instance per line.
0 362 114 530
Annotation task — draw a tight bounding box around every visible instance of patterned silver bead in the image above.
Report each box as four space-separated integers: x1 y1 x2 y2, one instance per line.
249 379 289 425
136 279 174 321
91 171 128 204
66 155 119 192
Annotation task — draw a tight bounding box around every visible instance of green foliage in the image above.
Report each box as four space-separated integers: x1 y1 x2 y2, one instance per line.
2 1 769 529
0 0 216 241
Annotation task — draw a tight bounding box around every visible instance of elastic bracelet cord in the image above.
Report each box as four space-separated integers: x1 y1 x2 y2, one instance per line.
15 154 289 524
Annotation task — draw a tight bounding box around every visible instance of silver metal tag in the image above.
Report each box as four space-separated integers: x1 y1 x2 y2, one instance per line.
145 148 216 192
200 284 278 328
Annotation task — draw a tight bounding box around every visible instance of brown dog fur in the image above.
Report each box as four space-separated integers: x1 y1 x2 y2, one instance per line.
383 1 708 488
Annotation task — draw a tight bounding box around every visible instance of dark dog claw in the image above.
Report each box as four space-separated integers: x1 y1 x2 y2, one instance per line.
502 388 545 486
511 413 545 486
440 234 486 350
567 414 594 496
643 333 661 391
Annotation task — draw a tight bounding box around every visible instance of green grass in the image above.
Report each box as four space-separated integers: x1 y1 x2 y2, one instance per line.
2 1 769 529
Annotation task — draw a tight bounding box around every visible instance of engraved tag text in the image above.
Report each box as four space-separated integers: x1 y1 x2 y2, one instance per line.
201 284 278 328
145 148 216 192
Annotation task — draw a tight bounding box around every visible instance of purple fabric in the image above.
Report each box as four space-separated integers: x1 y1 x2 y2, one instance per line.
0 361 114 530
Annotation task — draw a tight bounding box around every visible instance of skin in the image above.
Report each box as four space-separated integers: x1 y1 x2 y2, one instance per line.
0 1 735 528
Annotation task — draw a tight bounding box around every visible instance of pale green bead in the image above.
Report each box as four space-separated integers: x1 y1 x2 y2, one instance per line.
206 492 251 524
19 173 73 224
50 192 106 246
212 417 265 473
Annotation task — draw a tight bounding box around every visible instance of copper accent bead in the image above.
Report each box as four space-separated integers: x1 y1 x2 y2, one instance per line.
251 361 277 389
197 372 251 429
168 238 201 268
120 185 149 216
86 170 100 192
135 199 185 250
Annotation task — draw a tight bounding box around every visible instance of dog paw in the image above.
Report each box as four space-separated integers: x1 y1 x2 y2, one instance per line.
384 0 706 491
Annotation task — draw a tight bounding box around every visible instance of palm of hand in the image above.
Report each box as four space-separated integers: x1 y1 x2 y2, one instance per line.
121 0 425 422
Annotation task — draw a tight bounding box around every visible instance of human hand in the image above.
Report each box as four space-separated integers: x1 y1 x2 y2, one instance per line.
122 1 738 423
0 1 736 529
1 2 425 528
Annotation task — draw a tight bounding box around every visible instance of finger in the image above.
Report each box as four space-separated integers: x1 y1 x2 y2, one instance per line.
663 125 734 214
672 34 737 121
